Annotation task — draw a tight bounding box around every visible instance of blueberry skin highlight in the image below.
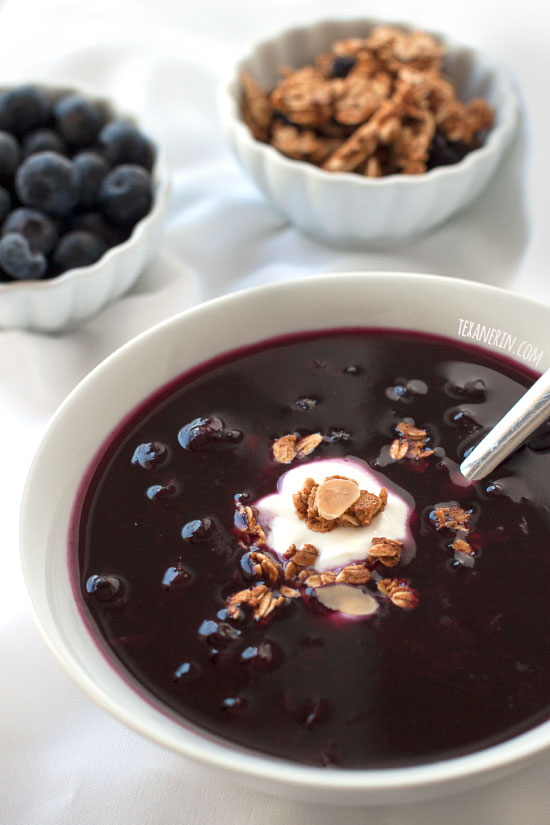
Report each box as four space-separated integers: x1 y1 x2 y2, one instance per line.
15 151 81 216
0 232 47 280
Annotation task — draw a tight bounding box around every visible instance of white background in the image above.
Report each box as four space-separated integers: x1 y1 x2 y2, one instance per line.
1 0 550 822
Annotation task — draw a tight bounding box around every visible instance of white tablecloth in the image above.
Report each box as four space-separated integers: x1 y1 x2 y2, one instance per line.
1 1 550 822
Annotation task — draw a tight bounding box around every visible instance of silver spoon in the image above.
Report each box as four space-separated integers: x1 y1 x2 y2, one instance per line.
460 367 550 482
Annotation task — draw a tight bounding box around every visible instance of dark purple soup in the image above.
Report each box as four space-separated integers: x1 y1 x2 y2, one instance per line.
73 329 550 768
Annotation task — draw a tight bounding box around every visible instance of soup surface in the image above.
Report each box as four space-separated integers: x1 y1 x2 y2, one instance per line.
73 329 550 767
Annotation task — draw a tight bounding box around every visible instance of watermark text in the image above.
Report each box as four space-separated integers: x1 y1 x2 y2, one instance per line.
457 318 544 368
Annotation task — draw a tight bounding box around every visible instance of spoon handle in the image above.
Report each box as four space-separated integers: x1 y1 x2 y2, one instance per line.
460 367 550 482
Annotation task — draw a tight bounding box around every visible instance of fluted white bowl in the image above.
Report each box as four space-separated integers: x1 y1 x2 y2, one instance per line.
218 18 518 245
0 80 170 333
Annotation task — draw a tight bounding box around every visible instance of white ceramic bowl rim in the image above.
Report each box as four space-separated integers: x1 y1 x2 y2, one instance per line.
20 272 550 797
219 16 518 187
0 78 169 296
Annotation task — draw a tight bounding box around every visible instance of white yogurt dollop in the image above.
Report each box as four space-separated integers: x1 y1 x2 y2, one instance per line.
255 457 412 571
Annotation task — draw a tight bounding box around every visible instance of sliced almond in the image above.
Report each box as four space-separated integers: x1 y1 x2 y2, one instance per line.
316 584 379 616
315 476 360 520
295 432 323 458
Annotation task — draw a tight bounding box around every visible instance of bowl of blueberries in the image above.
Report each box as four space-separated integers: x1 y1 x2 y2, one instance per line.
0 81 170 332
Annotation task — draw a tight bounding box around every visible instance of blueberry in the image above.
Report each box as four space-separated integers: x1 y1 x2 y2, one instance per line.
0 131 20 176
15 151 80 215
85 574 125 604
178 416 224 450
22 128 66 158
131 441 171 469
146 479 181 502
331 55 356 78
428 131 470 169
73 151 109 207
54 94 105 146
0 232 47 280
53 230 107 271
181 518 213 542
3 207 58 254
71 210 128 247
294 397 318 410
99 164 152 225
173 661 200 681
0 188 11 223
0 85 51 135
98 121 155 170
161 563 191 589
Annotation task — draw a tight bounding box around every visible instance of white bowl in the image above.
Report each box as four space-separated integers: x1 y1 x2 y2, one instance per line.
20 272 550 805
218 18 518 245
0 80 170 333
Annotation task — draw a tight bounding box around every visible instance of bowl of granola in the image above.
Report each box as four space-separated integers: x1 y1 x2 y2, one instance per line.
218 18 518 244
20 271 550 804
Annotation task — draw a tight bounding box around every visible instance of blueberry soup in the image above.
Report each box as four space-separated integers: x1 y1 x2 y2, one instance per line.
72 329 550 768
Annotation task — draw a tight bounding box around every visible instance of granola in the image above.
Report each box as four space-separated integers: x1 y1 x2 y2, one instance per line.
389 420 434 461
234 502 266 546
377 578 419 609
293 475 387 532
451 538 475 556
433 504 470 532
249 550 282 585
272 432 323 464
335 563 371 585
368 537 403 567
240 25 494 177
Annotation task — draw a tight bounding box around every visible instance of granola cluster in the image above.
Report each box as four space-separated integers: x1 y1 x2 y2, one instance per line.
272 432 323 464
432 503 475 559
389 420 434 461
293 475 388 532
240 25 494 177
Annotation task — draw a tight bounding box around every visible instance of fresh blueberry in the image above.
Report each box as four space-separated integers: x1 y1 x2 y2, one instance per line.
98 121 155 170
53 230 107 271
73 151 109 207
15 151 80 215
0 232 47 280
0 188 11 223
0 131 20 177
0 85 51 135
22 128 67 158
70 210 129 247
331 55 357 78
3 207 58 254
99 164 152 225
54 94 105 146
